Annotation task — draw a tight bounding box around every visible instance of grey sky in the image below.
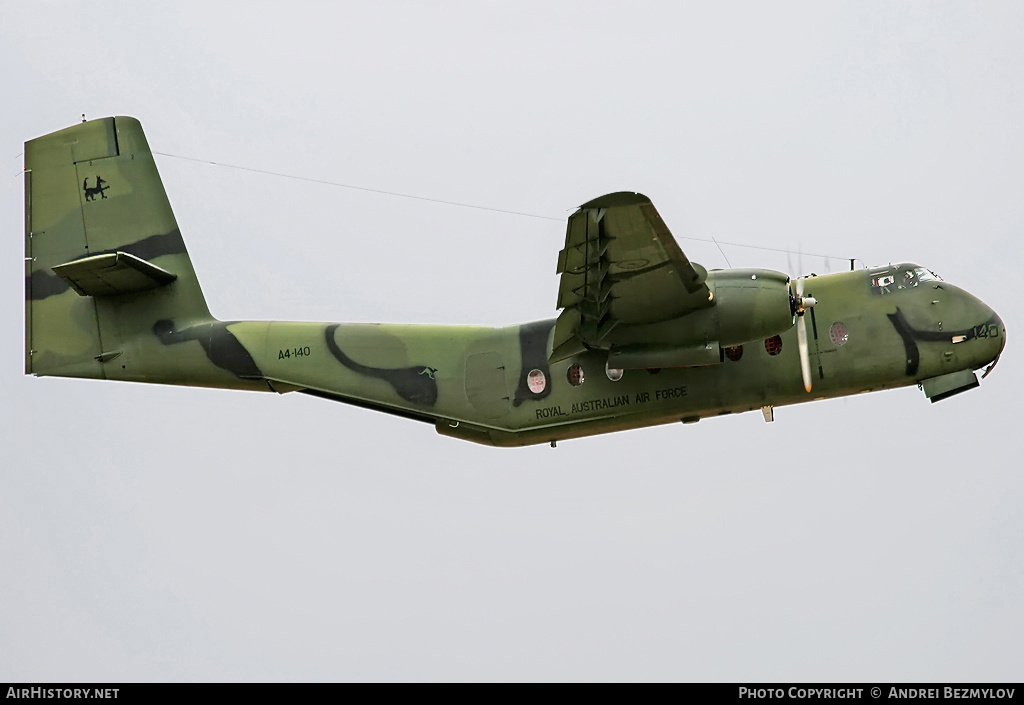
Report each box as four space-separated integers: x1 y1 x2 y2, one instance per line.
1 1 1021 681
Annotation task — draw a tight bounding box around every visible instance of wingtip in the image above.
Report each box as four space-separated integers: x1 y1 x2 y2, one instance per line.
578 192 651 210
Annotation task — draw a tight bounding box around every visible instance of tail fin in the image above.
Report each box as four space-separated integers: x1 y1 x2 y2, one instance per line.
24 116 211 379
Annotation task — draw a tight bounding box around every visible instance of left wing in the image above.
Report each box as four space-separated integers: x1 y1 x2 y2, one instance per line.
550 192 713 362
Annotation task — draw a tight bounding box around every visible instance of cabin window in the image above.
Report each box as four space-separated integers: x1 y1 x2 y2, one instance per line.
725 345 743 361
605 362 624 381
830 322 849 346
764 336 783 356
566 364 585 387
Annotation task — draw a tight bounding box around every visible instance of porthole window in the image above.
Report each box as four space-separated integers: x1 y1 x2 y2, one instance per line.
725 345 743 361
830 322 849 346
764 335 783 356
527 369 547 393
605 362 624 382
567 363 585 386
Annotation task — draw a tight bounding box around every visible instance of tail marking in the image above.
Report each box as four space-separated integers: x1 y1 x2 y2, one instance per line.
82 175 109 201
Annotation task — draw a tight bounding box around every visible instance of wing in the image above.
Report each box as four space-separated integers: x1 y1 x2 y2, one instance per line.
550 192 713 362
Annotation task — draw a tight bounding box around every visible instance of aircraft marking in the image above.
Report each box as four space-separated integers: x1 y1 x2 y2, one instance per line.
655 385 688 400
83 176 109 201
278 347 311 360
534 387 688 420
323 324 438 406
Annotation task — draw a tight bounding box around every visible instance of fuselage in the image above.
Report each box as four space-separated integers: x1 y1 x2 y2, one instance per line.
109 262 1004 447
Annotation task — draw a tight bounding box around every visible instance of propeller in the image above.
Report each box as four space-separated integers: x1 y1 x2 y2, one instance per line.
790 278 818 393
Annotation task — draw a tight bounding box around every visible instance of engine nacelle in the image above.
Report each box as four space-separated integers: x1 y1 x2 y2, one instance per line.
710 268 794 347
605 268 795 368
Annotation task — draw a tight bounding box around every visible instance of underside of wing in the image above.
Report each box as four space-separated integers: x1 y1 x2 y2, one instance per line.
550 192 713 362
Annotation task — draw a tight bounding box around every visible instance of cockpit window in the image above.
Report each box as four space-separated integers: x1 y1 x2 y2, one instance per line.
871 271 897 294
869 264 940 295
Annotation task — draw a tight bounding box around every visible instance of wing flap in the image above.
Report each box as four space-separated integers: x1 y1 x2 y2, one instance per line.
549 192 713 362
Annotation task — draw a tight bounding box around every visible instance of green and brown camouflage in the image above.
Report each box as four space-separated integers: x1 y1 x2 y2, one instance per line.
24 117 1007 446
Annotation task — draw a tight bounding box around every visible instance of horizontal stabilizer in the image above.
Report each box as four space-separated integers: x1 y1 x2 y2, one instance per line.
51 251 177 297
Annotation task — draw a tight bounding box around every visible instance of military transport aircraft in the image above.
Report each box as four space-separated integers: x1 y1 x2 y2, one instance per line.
24 117 1006 446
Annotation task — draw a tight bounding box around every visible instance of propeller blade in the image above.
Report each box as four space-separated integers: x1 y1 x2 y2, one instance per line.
791 277 816 392
797 313 812 393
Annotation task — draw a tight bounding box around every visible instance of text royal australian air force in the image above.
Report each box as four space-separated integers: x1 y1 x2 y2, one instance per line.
535 386 688 420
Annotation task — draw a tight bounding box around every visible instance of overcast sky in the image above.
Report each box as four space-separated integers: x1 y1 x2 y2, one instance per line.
1 1 1022 682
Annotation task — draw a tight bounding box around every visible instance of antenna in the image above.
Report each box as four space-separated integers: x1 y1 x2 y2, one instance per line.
710 235 732 268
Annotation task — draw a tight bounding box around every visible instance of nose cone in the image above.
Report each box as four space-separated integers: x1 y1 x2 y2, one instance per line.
983 310 1006 373
924 282 1005 371
960 294 1005 372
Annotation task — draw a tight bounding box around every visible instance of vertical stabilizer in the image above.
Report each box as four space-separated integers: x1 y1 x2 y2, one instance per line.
24 117 211 379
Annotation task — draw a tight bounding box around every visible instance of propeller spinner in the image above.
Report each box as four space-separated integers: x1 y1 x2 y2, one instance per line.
791 278 818 392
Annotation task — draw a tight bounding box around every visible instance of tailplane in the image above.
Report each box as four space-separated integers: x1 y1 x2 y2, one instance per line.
24 116 211 379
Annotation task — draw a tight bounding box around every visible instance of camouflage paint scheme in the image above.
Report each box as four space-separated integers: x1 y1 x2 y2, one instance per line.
24 118 1006 447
